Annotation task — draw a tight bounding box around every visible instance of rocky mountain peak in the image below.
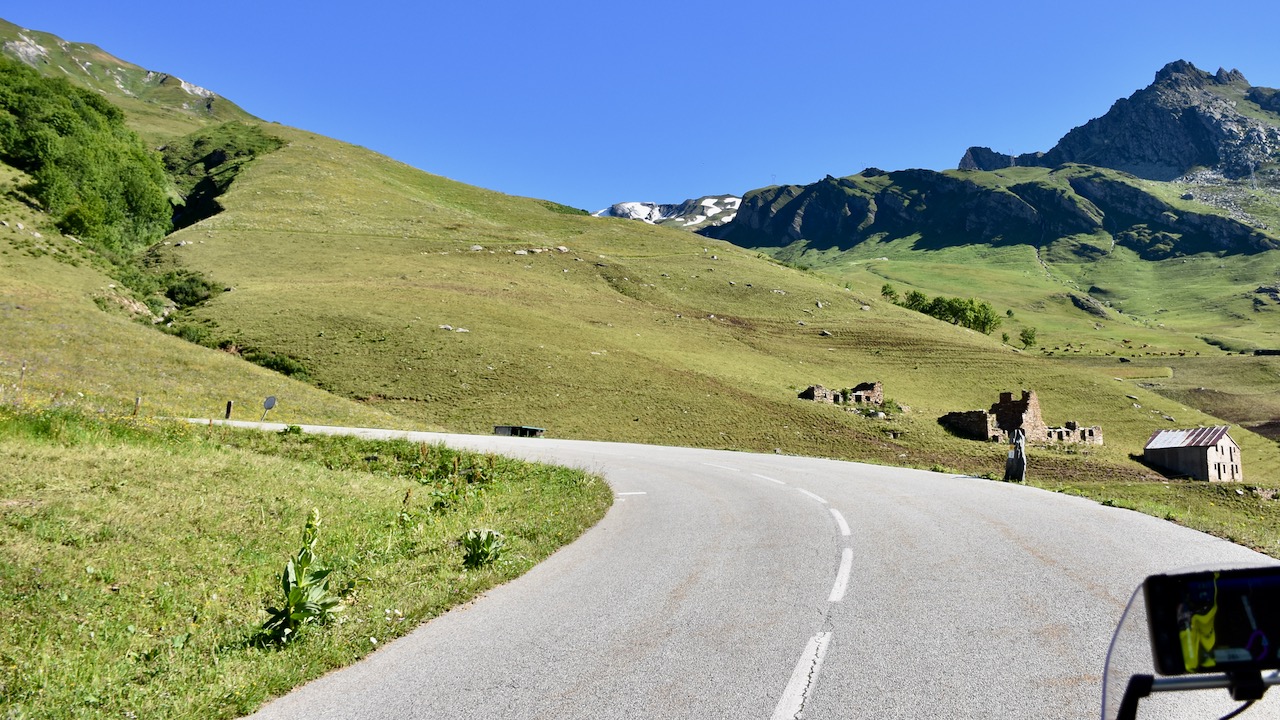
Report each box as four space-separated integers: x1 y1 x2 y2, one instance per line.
960 60 1280 181
1151 59 1247 90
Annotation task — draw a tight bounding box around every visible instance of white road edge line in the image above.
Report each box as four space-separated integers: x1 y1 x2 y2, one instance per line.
828 548 853 602
797 488 827 504
771 631 833 720
829 508 851 536
616 492 647 496
701 463 740 472
752 473 786 485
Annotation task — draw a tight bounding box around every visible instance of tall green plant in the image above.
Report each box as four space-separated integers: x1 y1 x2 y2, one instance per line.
462 528 505 568
260 509 346 645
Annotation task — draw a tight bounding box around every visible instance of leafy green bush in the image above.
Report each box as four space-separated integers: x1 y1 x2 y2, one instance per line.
164 271 220 307
1019 326 1038 349
245 350 310 380
0 56 171 253
461 528 505 568
260 509 348 645
169 323 213 346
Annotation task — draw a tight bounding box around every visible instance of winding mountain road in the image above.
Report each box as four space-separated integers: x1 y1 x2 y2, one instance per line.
218 422 1277 719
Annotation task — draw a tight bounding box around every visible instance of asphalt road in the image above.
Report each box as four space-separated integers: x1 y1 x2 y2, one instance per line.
215 422 1278 720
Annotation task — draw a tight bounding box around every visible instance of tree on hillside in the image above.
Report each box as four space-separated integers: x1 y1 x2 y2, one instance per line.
880 283 898 302
970 301 1002 335
901 290 929 312
1019 327 1038 349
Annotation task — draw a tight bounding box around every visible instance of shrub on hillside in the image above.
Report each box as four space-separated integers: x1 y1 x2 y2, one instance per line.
893 289 1002 334
246 350 311 380
0 56 171 253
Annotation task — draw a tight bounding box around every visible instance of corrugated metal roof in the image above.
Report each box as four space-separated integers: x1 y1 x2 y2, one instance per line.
1144 426 1231 450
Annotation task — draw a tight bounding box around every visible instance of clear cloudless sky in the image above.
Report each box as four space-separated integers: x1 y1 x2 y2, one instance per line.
7 1 1280 211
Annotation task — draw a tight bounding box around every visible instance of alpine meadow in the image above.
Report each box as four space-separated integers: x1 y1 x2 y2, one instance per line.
4 16 1280 719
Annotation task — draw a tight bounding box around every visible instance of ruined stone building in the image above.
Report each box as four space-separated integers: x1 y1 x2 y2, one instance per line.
798 381 884 406
939 390 1103 446
798 385 838 403
849 382 883 405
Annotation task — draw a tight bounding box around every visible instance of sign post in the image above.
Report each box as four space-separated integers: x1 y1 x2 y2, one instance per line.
1004 427 1027 482
260 396 276 423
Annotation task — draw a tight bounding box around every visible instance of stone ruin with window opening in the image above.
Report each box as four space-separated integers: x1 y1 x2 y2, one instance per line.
939 390 1103 446
798 381 884 407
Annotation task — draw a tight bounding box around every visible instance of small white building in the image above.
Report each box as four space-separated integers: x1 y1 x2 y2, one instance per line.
1143 426 1242 482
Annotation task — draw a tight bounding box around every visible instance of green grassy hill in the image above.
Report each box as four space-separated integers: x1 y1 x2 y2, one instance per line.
728 166 1280 443
127 125 1276 485
0 18 253 142
0 17 1276 513
0 161 402 429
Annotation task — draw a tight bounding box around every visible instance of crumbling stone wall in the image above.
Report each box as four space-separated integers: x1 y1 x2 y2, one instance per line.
989 391 1050 442
939 410 993 441
799 381 883 406
850 381 883 405
799 385 837 403
1046 421 1104 445
940 390 1104 446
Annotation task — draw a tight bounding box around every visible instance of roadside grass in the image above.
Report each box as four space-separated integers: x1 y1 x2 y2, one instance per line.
1039 478 1280 558
0 405 611 718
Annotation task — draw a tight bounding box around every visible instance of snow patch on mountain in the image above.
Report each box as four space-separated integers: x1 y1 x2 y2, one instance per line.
594 195 741 232
179 79 214 98
4 33 49 65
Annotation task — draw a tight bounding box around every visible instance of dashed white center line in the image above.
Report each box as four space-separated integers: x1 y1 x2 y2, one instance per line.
796 488 827 504
771 631 833 720
828 548 853 602
701 463 740 472
615 492 647 496
829 508 850 536
752 473 786 485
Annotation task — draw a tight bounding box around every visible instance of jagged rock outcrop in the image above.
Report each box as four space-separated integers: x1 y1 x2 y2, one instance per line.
960 60 1280 180
1066 170 1279 257
709 165 1280 260
713 170 1064 250
708 61 1280 261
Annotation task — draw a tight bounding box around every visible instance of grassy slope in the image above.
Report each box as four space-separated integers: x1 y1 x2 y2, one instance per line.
767 166 1280 445
0 409 610 718
0 18 255 145
0 162 405 428
151 127 1280 483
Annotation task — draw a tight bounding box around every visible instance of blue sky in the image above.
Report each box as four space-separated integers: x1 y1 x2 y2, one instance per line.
8 2 1280 211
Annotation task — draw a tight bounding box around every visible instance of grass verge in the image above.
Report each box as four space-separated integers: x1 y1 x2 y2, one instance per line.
0 406 611 718
1034 478 1280 558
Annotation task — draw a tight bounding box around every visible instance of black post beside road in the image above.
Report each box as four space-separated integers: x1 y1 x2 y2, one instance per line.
1004 428 1027 482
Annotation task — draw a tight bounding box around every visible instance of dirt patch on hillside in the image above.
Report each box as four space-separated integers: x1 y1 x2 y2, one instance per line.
1245 420 1280 441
